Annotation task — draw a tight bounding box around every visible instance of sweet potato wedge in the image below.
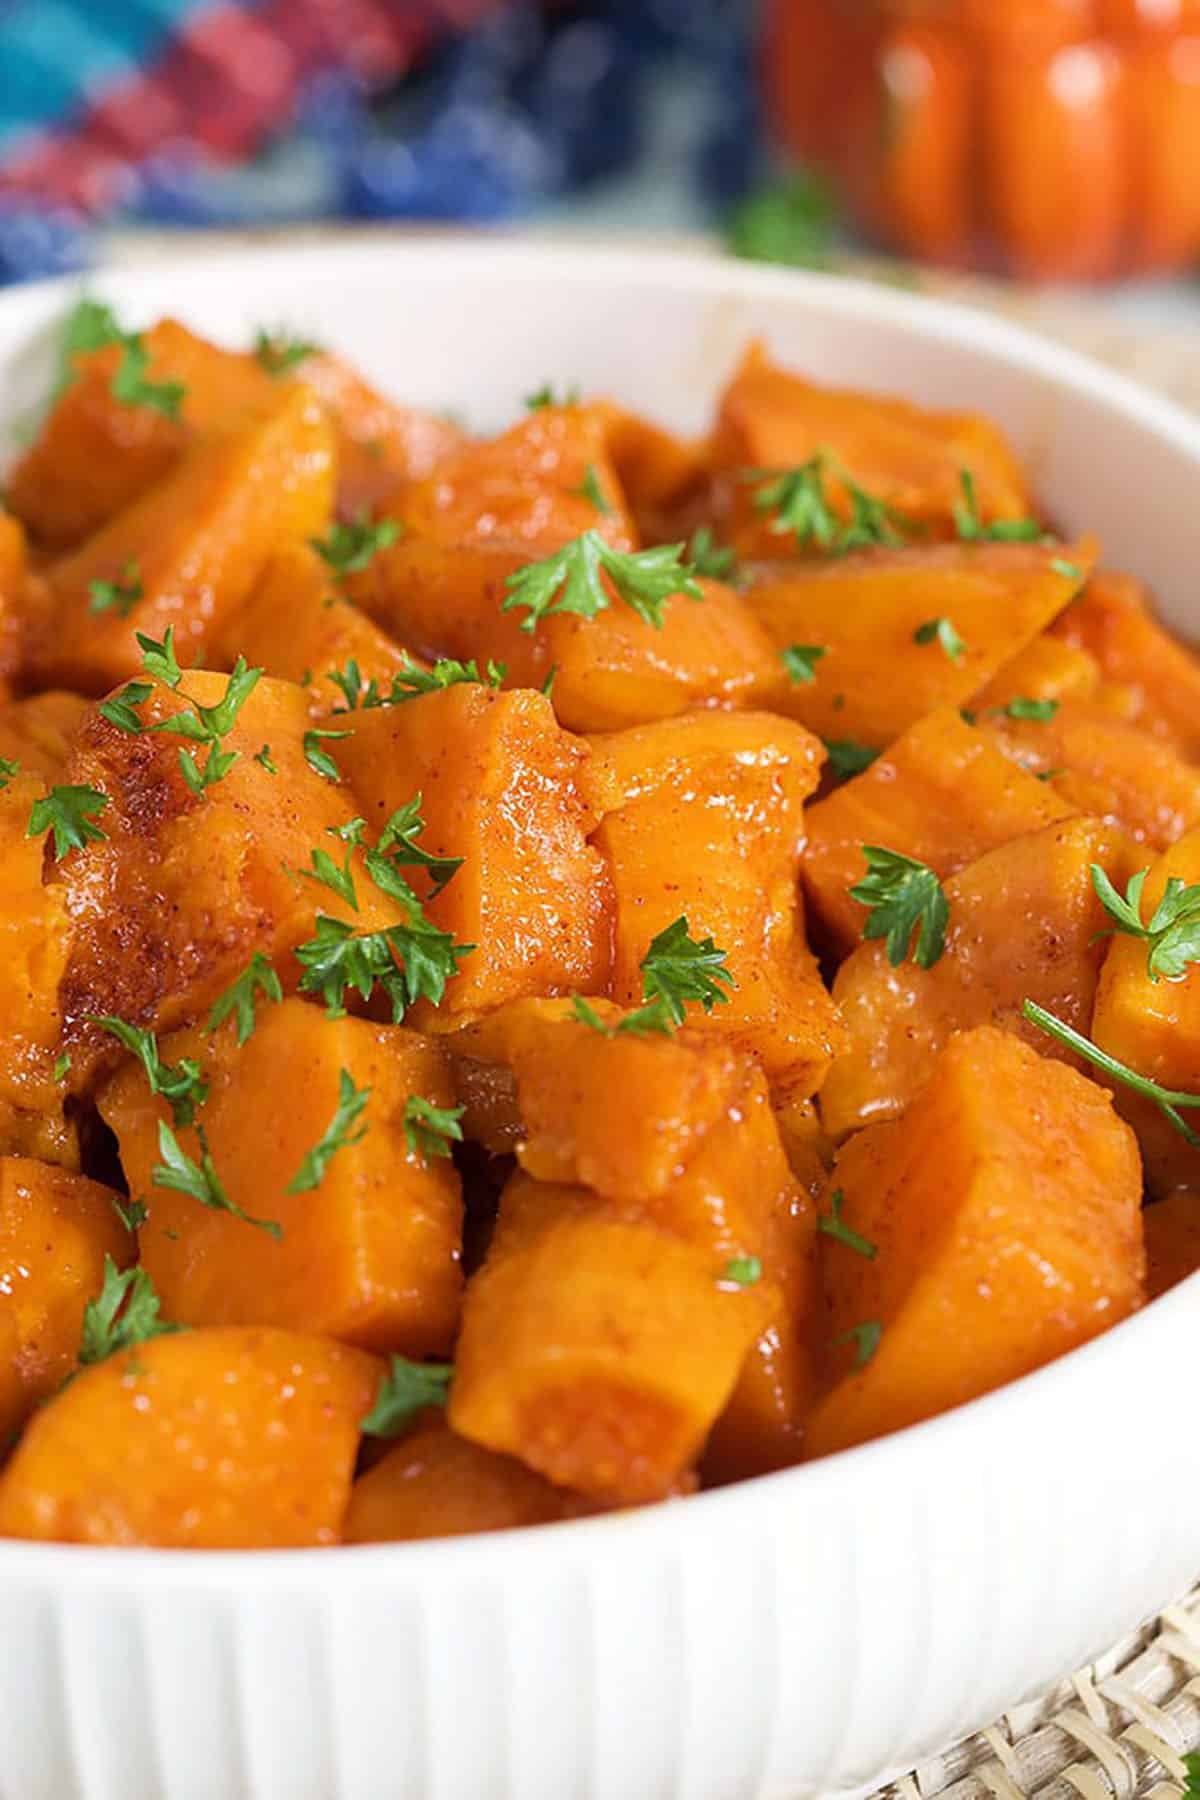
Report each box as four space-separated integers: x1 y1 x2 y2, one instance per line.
744 540 1093 746
1145 1190 1200 1300
969 634 1100 711
0 691 88 784
820 817 1138 1139
806 1027 1144 1457
589 711 844 1095
1051 569 1200 757
344 1420 578 1543
0 1158 129 1445
339 684 611 1021
0 1327 380 1547
98 1000 464 1353
29 383 336 692
0 772 72 1119
801 707 1077 958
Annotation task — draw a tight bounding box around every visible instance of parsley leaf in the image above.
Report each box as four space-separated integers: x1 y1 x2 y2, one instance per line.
837 1320 882 1367
137 627 181 688
111 338 185 419
750 453 907 554
253 327 319 376
78 1256 182 1366
27 784 109 860
309 512 400 581
361 1355 453 1437
0 756 18 790
721 1255 762 1287
98 679 153 734
639 915 735 1026
1051 558 1082 583
154 1120 281 1236
817 1188 877 1260
686 525 736 580
53 1051 71 1083
303 726 349 783
724 171 840 270
502 530 702 634
254 744 277 774
295 916 407 1020
914 616 967 663
206 952 282 1045
88 558 142 618
781 643 827 686
286 1068 370 1193
1024 998 1200 1147
572 463 612 515
146 656 261 794
998 696 1059 721
371 795 463 899
402 1094 465 1162
525 383 580 411
381 655 507 705
57 297 125 394
305 838 360 910
94 1016 209 1127
112 1196 147 1233
571 993 674 1038
823 738 880 781
952 470 1042 543
850 846 949 969
54 298 186 418
1091 864 1200 983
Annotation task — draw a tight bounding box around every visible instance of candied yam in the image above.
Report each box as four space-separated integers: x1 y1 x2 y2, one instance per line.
57 671 391 1071
801 708 1077 958
594 400 708 542
772 1094 834 1198
29 383 336 693
449 1172 767 1503
1052 569 1200 760
0 1158 129 1445
820 817 1138 1139
216 541 415 713
711 341 1032 555
1145 1191 1200 1301
0 1327 380 1547
745 540 1093 746
344 1420 577 1543
984 699 1200 850
589 711 844 1095
0 773 72 1116
339 685 611 1021
970 634 1100 712
0 512 30 692
0 691 88 784
6 317 274 550
806 1028 1144 1457
97 1000 463 1354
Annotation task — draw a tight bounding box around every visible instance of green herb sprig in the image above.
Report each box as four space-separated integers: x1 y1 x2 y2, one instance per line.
850 846 949 969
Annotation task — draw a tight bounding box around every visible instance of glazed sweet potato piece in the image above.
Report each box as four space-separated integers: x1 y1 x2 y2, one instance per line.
215 541 416 711
0 1158 129 1445
594 400 708 543
450 1171 768 1503
0 772 72 1120
98 1000 464 1354
0 512 30 694
820 817 1138 1139
806 1028 1144 1457
28 383 336 692
7 316 275 550
589 711 844 1096
1051 569 1200 760
344 1420 577 1543
710 340 1033 555
801 708 1077 957
338 684 611 1021
969 634 1100 712
0 691 88 783
57 671 393 1073
983 699 1200 850
0 1327 380 1547
745 540 1093 746
1145 1191 1200 1300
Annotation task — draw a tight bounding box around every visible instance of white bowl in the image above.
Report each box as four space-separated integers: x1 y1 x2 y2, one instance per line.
2 240 1199 1800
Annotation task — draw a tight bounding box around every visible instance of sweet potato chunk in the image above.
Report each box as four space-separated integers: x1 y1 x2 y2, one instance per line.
98 1000 463 1353
801 708 1076 957
820 817 1138 1139
1145 1191 1200 1300
7 317 275 550
0 1159 129 1445
0 512 30 692
711 341 1033 554
745 540 1092 746
594 400 708 543
0 1327 380 1547
970 634 1100 711
216 541 415 711
1051 570 1200 760
344 1421 577 1543
984 699 1200 850
339 685 611 1021
589 711 844 1095
0 691 88 784
450 1172 767 1503
57 671 391 1072
29 383 336 692
0 773 72 1120
806 1028 1144 1457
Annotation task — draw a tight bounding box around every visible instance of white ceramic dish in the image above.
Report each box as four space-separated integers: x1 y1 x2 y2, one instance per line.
1 240 1199 1800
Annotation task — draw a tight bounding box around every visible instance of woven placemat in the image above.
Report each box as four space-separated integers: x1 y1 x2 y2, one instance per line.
96 223 1200 1799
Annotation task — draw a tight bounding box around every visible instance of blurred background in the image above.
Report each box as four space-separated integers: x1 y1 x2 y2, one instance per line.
2 0 1200 333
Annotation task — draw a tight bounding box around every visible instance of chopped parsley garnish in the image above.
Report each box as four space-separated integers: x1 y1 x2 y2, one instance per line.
53 1051 71 1083
525 382 580 411
206 952 282 1045
0 756 18 790
686 525 736 580
27 784 109 860
837 1320 882 1368
154 1120 280 1236
998 696 1059 721
571 994 672 1039
1024 998 1200 1146
253 327 319 376
112 1196 148 1234
914 616 967 663
55 297 185 418
361 1355 453 1437
953 470 1042 543
721 1255 762 1287
88 558 142 618
572 463 612 515
305 828 362 910
572 917 734 1038
402 1094 465 1163
254 744 277 774
126 655 262 795
327 654 508 714
286 1068 370 1194
823 738 880 781
99 680 154 734
781 643 827 686
371 795 463 900
94 1016 209 1127
850 846 949 969
1051 558 1083 583
817 1188 877 1260
111 339 186 419
137 626 181 688
302 726 349 784
502 530 702 633
78 1256 182 1366
750 453 907 555
1091 864 1200 984
309 512 400 581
